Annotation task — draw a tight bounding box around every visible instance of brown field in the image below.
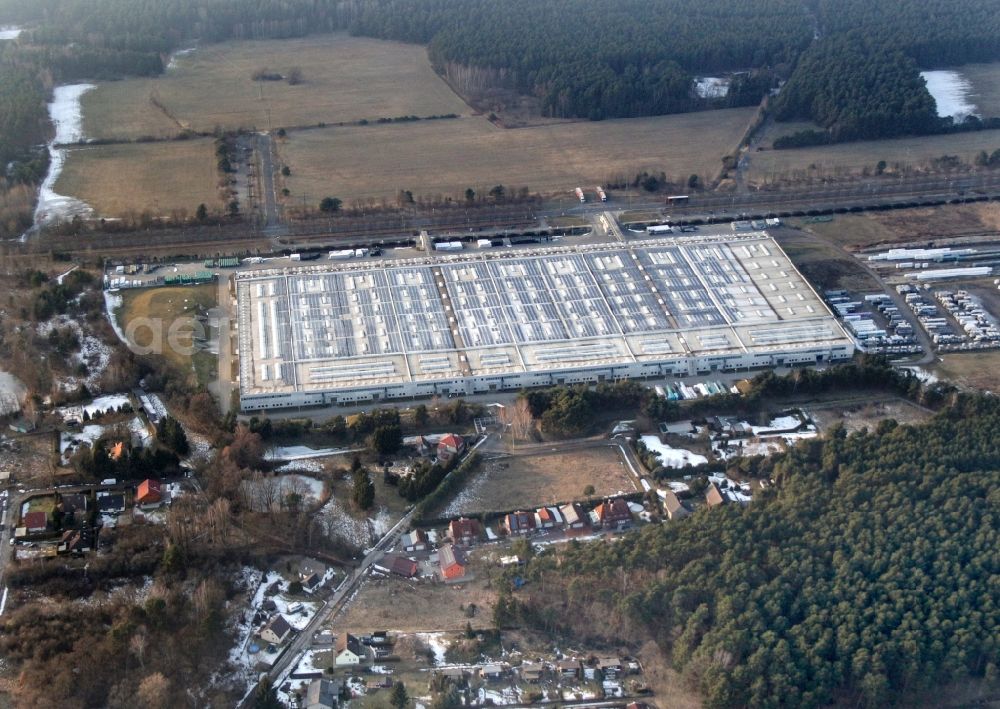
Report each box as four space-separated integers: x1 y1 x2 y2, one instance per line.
81 35 470 141
748 126 1000 184
55 139 220 217
442 446 636 517
797 202 1000 251
118 285 218 383
773 229 881 292
931 350 1000 393
336 563 499 633
810 398 931 434
280 108 755 203
961 62 1000 118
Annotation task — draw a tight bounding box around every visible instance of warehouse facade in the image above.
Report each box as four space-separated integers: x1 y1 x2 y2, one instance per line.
235 234 854 411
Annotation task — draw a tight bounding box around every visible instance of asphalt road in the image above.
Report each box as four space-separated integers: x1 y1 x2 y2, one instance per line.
254 133 284 234
254 505 417 696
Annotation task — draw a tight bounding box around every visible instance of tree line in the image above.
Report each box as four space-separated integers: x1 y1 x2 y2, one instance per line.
512 391 1000 707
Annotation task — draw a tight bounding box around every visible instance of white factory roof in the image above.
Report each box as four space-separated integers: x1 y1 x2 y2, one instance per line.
235 234 850 397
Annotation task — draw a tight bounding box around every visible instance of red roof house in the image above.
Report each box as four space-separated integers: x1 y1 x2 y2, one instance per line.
439 543 466 581
591 499 632 529
437 434 465 461
136 479 162 507
23 511 47 533
448 517 481 545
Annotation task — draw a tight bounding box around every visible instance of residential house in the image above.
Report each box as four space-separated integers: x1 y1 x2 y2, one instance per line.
402 529 428 552
534 507 561 530
520 662 545 683
661 491 690 520
437 667 469 686
8 418 34 433
136 479 162 507
335 633 366 666
598 657 623 678
109 441 126 461
96 492 126 515
705 483 726 508
376 554 419 578
305 678 341 709
58 528 92 554
60 493 87 513
439 543 466 581
23 511 47 534
591 499 632 529
557 659 582 679
301 571 321 592
259 614 293 645
560 503 587 530
480 664 505 681
436 433 465 462
503 510 535 536
448 517 481 545
403 435 433 456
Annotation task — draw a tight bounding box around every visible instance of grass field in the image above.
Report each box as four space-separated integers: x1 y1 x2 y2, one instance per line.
337 571 498 632
280 108 755 203
810 398 931 434
81 35 470 141
959 62 1000 118
932 350 1000 392
774 229 881 292
748 126 1000 184
55 139 219 217
797 203 1000 250
441 446 636 517
118 285 218 385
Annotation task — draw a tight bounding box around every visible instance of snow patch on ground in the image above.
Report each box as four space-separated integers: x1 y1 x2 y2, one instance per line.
0 371 25 414
60 416 152 461
640 435 708 468
103 291 127 343
58 393 131 420
695 76 729 99
750 415 801 435
922 70 978 120
55 265 79 284
905 367 939 384
166 47 196 71
415 632 450 666
368 507 393 539
318 496 375 549
266 445 358 461
31 84 95 232
37 314 114 392
275 458 324 474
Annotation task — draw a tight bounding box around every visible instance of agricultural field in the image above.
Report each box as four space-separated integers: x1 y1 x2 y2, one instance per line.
81 35 470 141
337 565 498 633
747 126 1000 184
931 349 1000 393
795 202 1000 250
809 398 931 434
117 285 218 386
55 139 219 218
441 446 636 517
773 229 881 292
955 61 1000 119
279 108 755 203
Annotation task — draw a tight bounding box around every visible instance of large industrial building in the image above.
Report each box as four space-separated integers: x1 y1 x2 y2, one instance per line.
235 233 854 410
